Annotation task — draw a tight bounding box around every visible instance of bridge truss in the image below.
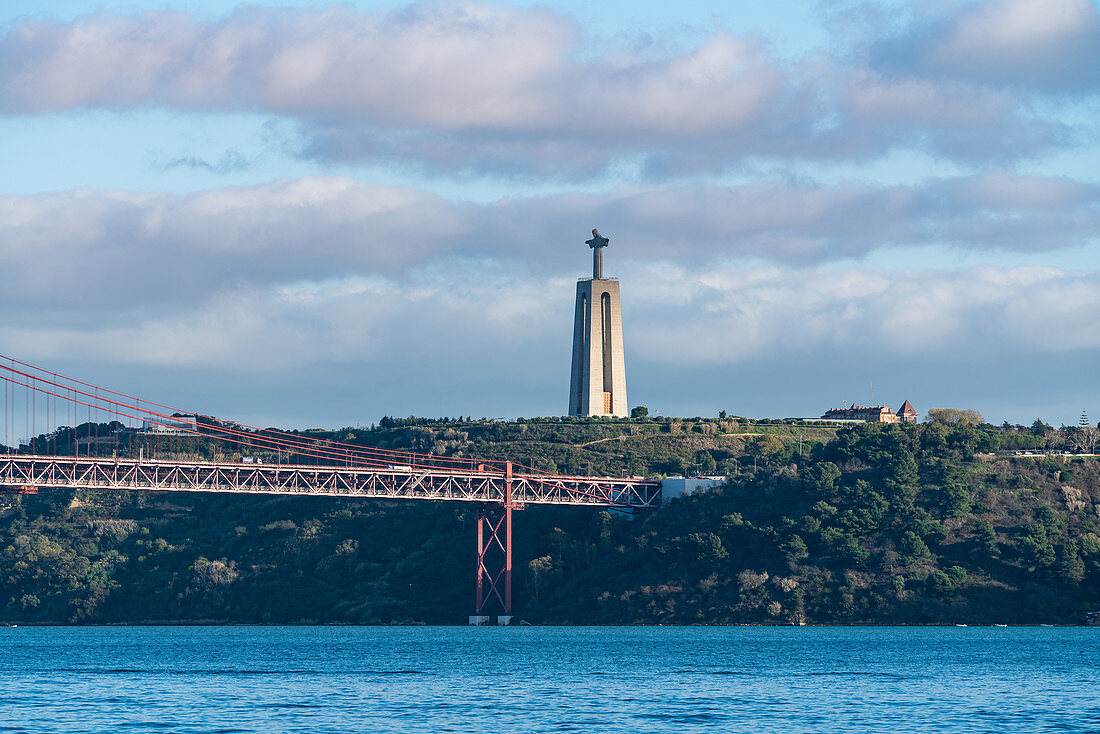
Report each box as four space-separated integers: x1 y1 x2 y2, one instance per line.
0 454 659 508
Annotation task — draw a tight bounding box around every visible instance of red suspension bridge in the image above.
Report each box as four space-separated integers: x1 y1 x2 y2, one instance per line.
0 355 661 623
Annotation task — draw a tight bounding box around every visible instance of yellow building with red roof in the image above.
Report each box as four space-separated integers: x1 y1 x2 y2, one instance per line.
821 400 919 423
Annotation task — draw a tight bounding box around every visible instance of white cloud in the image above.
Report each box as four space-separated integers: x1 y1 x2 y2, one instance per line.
873 0 1100 90
0 4 1078 176
933 0 1098 70
0 8 788 132
1 174 1096 318
936 171 1095 210
0 267 568 371
3 262 1098 377
629 263 1100 363
842 72 1019 130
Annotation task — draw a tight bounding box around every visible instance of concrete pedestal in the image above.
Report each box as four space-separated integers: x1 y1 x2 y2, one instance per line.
568 278 628 417
497 616 513 626
469 615 490 626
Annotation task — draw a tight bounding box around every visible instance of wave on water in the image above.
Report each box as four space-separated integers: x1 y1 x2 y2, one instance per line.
46 668 431 676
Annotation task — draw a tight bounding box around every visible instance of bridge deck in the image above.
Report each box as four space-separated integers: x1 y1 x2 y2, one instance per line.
0 454 661 508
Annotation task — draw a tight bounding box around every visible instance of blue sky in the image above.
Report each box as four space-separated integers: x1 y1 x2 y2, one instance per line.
1 0 1098 430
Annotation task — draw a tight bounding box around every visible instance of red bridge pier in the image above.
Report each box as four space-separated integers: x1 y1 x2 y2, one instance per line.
471 462 520 625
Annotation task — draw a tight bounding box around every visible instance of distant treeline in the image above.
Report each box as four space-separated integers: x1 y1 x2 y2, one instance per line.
2 420 1098 625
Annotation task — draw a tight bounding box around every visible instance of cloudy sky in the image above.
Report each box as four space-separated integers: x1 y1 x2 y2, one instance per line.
1 0 1098 429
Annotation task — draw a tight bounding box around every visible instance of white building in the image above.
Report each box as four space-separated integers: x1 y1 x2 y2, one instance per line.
660 476 727 503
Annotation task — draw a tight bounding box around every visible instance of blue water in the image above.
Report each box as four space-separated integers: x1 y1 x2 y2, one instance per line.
0 626 1098 733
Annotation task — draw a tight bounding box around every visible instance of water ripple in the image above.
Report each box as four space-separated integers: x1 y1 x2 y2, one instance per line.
0 627 1096 734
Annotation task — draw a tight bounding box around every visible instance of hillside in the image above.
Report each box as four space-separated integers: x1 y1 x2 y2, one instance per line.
2 418 1098 624
312 415 840 477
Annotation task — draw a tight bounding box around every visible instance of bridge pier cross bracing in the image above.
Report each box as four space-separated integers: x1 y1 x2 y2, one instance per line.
473 462 517 624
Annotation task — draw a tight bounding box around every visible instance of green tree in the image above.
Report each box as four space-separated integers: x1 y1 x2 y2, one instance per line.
686 532 729 566
630 405 649 419
1057 540 1085 585
746 434 784 466
973 519 999 559
929 570 953 595
898 531 930 564
1036 505 1059 531
926 408 983 426
1030 418 1053 436
694 451 718 474
822 528 869 565
920 521 948 546
804 461 841 498
1081 533 1100 573
527 556 555 602
782 535 808 564
889 451 919 486
945 565 967 586
940 484 972 518
1020 524 1056 571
